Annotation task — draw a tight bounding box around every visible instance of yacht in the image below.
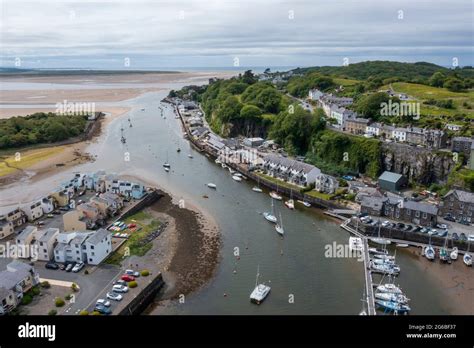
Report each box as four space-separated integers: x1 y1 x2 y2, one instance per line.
232 175 242 182
463 253 472 267
207 183 217 189
164 167 170 172
275 212 284 236
284 199 294 210
269 191 282 200
188 154 193 158
375 300 411 314
297 200 311 207
376 284 403 294
424 245 435 261
252 187 263 193
450 247 458 261
250 267 271 305
263 198 277 223
375 292 410 304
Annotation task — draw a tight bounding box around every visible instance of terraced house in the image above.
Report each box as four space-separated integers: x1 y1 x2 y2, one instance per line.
262 154 321 187
440 189 474 223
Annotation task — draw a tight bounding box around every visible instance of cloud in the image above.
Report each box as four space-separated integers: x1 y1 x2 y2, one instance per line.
1 0 472 68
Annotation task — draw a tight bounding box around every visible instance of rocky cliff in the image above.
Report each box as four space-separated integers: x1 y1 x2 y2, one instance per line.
381 142 455 185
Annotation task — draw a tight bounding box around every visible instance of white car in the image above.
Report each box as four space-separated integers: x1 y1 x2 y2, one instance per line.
106 292 123 301
112 285 129 293
468 235 474 242
125 269 140 277
96 299 111 307
381 221 391 227
72 262 85 273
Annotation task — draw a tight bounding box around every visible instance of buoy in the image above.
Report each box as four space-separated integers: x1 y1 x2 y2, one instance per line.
223 293 227 297
233 270 237 274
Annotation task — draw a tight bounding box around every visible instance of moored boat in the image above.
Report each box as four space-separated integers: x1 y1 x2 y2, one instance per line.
376 284 403 294
375 299 410 313
369 248 388 255
375 292 410 304
450 247 458 261
250 266 271 305
252 187 263 193
424 246 435 261
396 243 409 248
284 199 294 210
275 213 284 236
232 175 242 182
463 253 472 267
207 183 217 189
269 191 282 200
263 198 277 223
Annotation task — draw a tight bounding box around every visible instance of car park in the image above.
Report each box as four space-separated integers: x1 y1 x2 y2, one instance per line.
125 269 140 277
72 262 85 273
112 285 129 293
94 304 112 315
45 262 59 270
106 292 123 301
96 299 111 307
65 263 75 272
121 275 135 282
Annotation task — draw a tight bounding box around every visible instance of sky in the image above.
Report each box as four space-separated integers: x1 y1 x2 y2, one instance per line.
0 0 473 70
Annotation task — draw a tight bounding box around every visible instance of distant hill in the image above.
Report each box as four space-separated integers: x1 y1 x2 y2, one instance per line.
292 61 474 81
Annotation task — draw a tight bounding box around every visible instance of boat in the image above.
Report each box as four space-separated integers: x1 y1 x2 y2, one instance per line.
450 247 458 261
188 154 193 158
141 108 145 111
375 292 410 304
120 126 126 144
376 284 403 294
232 175 242 182
250 266 271 305
207 183 217 189
424 245 435 261
177 148 181 153
252 187 263 193
375 300 411 314
373 254 395 261
396 243 409 248
269 191 282 200
215 158 221 165
463 253 472 267
297 200 311 207
370 262 400 275
372 258 396 265
439 247 450 263
349 237 363 252
371 222 391 245
284 199 294 210
164 167 170 172
369 248 388 255
275 213 284 236
163 163 170 168
263 199 277 223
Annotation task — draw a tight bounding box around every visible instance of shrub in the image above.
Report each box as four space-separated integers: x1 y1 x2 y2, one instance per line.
55 297 65 307
65 294 72 301
71 283 79 292
40 281 51 289
48 310 57 316
140 270 150 277
31 287 41 296
84 270 89 275
91 311 101 316
21 295 33 305
79 310 89 316
128 281 138 288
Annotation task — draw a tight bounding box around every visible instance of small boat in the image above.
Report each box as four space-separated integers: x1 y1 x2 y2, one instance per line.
263 199 277 223
252 187 263 193
164 167 170 172
349 237 363 252
370 262 400 275
269 191 282 200
463 253 472 267
232 175 242 182
439 248 450 263
163 163 171 168
450 247 458 261
141 108 145 111
275 213 284 236
371 238 391 245
396 243 409 248
376 284 403 294
424 246 435 261
369 248 388 255
207 183 217 189
215 159 221 165
375 300 411 313
284 199 294 210
297 200 311 207
188 154 193 158
375 292 410 304
250 267 271 305
177 148 181 153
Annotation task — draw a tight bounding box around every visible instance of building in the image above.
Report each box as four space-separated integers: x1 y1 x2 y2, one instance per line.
392 128 407 142
0 218 14 240
378 171 407 192
329 105 356 128
206 133 226 153
446 124 462 132
40 196 55 214
243 137 264 148
451 136 473 157
366 123 383 137
54 229 111 265
440 189 474 223
15 226 38 258
63 210 87 232
360 196 386 216
21 201 43 222
36 228 59 261
83 229 112 265
0 261 40 315
308 89 324 101
262 154 321 187
314 174 339 194
1 208 27 229
50 190 70 207
346 118 370 135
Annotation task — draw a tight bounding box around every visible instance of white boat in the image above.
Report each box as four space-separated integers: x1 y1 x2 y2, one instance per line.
215 158 221 165
269 191 282 200
188 154 193 158
163 163 171 168
250 267 271 305
164 167 170 172
263 199 277 223
372 258 397 266
375 292 410 304
284 199 294 210
376 284 403 294
396 243 409 248
368 248 388 255
349 237 363 252
252 187 263 193
371 222 391 245
373 254 395 261
207 183 217 189
232 175 242 182
297 200 311 207
275 213 284 236
464 253 472 267
450 247 458 261
370 262 400 275
424 246 435 261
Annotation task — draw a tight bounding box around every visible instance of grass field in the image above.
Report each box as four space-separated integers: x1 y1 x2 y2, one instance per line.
105 211 161 265
0 146 66 177
333 77 360 86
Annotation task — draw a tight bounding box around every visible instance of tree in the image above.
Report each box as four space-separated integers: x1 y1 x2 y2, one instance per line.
217 96 242 122
240 105 262 119
226 82 248 95
241 70 257 84
255 87 281 114
444 77 464 92
355 92 396 120
429 72 446 87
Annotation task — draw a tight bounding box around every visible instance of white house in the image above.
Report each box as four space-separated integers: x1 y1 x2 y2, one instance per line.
262 154 321 187
40 196 55 214
308 89 324 101
392 128 407 142
36 228 59 261
21 201 43 222
314 174 339 194
54 229 111 265
15 226 38 258
366 123 382 137
84 229 112 265
330 105 356 128
0 219 14 240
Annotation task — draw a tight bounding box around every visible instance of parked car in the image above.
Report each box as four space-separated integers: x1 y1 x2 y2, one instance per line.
459 219 470 226
96 299 111 307
59 206 70 211
65 263 75 272
59 264 66 270
396 223 405 229
114 279 128 286
47 214 54 218
342 175 355 181
437 230 448 238
106 292 123 301
436 223 448 230
45 262 59 270
125 269 140 277
459 233 468 241
94 304 112 315
121 275 135 282
36 221 45 226
451 232 459 240
112 285 129 293
413 226 422 232
357 212 368 218
420 227 428 234
443 214 455 222
72 262 85 273
381 221 391 228
403 225 412 231
468 235 474 242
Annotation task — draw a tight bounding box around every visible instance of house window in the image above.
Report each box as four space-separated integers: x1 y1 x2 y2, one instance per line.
406 209 411 216
415 211 420 218
423 212 427 218
89 258 93 262
91 252 95 256
91 245 94 250
76 251 79 254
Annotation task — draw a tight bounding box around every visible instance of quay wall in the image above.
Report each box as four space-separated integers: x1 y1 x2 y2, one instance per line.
118 273 165 315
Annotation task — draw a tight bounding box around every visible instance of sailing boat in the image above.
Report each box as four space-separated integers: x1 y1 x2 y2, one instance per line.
252 176 263 193
163 151 170 168
439 234 450 263
370 220 391 245
120 125 126 144
450 247 458 261
250 266 271 304
464 240 473 267
275 212 284 236
284 190 295 210
269 184 282 200
425 233 435 261
263 198 277 223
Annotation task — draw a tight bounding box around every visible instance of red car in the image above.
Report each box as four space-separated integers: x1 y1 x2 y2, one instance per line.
121 274 135 282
